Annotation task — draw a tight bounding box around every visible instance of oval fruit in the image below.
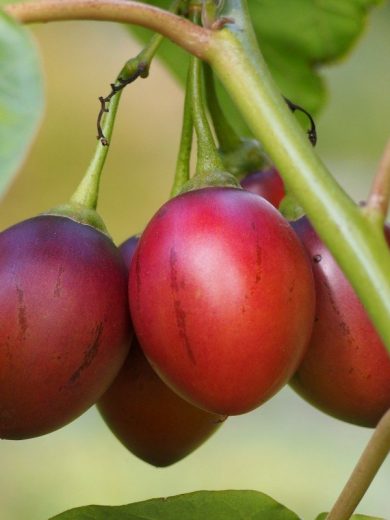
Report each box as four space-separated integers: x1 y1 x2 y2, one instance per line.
98 235 225 467
241 167 285 208
291 217 390 427
0 215 131 439
129 187 315 415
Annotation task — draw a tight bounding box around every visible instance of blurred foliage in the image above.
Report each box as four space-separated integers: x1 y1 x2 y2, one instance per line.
0 12 43 198
130 0 383 136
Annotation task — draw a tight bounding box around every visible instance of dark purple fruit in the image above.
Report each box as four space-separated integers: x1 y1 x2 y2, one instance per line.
0 215 131 439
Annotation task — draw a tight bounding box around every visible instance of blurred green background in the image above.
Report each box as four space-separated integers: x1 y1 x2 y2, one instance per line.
1 3 390 519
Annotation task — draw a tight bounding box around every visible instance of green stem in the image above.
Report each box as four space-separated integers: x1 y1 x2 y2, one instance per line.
326 409 390 520
70 85 122 209
71 48 153 208
203 63 241 153
189 6 224 176
170 71 193 197
72 2 182 208
137 30 164 65
204 0 390 351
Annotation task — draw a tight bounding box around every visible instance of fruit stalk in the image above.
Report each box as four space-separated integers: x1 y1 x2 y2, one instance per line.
203 63 241 154
70 78 123 210
188 4 225 177
71 13 180 208
170 69 193 197
326 408 390 520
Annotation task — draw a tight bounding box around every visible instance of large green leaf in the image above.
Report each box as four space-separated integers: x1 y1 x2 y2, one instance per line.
50 490 301 519
0 9 44 198
128 0 381 130
250 0 382 114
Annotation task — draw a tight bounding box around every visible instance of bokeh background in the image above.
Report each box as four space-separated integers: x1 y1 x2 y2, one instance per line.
1 2 390 519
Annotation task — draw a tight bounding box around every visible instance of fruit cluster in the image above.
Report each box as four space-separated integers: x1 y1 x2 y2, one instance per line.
1 165 389 467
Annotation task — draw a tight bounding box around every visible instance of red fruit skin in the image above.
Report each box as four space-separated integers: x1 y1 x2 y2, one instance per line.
98 235 224 467
0 215 131 439
291 217 390 427
240 167 285 208
98 339 225 467
129 187 315 415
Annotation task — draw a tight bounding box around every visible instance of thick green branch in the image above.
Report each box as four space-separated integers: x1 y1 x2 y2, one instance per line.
204 0 390 351
4 0 211 59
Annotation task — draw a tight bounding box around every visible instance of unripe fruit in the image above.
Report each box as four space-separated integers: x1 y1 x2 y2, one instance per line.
98 235 225 467
241 167 285 208
0 215 131 439
291 217 390 427
129 187 315 415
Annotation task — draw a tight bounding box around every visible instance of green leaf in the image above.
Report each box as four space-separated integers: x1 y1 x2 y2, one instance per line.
127 0 381 128
50 490 301 520
316 514 385 520
249 0 382 114
0 9 44 198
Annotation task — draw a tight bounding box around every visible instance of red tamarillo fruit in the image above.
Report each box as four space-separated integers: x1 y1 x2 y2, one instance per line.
291 217 390 427
98 234 225 467
0 215 131 439
129 187 315 415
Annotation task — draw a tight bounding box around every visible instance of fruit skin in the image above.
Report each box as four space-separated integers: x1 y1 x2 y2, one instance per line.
240 167 285 208
119 234 139 267
0 215 131 439
99 339 225 467
129 187 315 415
291 217 390 427
98 235 225 467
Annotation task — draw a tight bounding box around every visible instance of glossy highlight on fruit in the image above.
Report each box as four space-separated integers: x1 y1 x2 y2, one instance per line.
98 235 225 467
129 187 315 415
291 217 390 427
0 215 131 439
241 167 285 208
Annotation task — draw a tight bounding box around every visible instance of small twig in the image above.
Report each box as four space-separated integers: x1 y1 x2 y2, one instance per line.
97 64 147 144
365 139 390 221
284 97 317 146
96 96 109 144
95 0 182 145
326 409 390 520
